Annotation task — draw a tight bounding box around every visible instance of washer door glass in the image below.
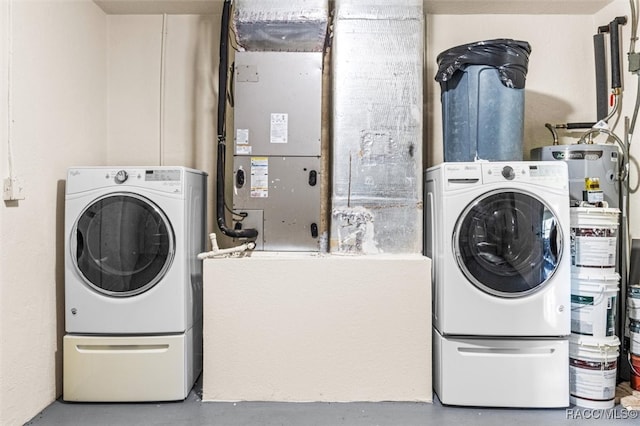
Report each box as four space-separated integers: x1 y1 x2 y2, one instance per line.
73 193 174 297
454 190 562 298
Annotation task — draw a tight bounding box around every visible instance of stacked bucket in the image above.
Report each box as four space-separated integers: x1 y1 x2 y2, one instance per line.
569 206 621 409
630 284 640 390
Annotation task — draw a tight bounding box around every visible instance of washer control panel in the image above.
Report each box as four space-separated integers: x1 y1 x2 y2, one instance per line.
482 162 568 188
66 167 190 195
144 169 181 182
106 169 183 192
442 162 568 190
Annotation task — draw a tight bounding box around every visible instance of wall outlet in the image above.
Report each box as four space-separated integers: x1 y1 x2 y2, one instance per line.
3 177 25 201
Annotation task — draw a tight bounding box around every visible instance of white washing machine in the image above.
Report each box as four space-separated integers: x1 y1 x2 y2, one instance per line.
63 166 206 402
425 161 571 407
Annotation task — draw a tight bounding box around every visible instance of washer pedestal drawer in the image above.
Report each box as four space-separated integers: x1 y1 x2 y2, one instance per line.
63 327 200 402
433 328 569 408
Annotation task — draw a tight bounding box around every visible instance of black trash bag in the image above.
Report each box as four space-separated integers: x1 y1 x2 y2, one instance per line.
435 39 532 89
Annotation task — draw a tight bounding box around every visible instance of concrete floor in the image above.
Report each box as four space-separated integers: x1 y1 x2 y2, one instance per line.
25 377 639 426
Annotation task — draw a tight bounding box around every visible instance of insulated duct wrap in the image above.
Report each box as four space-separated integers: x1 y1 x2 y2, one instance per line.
335 0 423 20
331 0 424 254
233 0 329 52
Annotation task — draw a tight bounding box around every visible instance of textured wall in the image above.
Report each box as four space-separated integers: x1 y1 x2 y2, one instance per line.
203 254 432 402
0 1 107 424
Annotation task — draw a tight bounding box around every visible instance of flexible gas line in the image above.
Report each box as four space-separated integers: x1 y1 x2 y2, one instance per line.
578 127 628 182
604 92 621 124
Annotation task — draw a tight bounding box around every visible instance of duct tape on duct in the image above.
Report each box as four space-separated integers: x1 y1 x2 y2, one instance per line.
331 206 377 254
233 0 329 52
331 201 423 255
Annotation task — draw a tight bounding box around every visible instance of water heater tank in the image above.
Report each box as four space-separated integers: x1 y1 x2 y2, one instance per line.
530 144 620 208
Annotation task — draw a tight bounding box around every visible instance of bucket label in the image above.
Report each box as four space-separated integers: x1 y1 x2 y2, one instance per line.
570 357 617 401
572 228 616 237
571 293 617 337
630 288 640 320
570 231 617 268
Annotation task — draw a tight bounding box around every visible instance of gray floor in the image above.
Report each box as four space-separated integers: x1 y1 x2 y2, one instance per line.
25 377 639 426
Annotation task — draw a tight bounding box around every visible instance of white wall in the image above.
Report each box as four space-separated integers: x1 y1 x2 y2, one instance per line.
107 15 162 164
0 8 223 423
203 255 432 402
0 1 107 425
106 14 220 233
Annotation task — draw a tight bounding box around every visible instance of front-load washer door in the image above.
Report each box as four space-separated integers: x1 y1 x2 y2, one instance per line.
72 193 175 297
454 189 562 298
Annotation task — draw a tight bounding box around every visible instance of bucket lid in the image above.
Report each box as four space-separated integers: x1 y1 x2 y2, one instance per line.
571 272 621 282
570 206 621 215
570 333 620 349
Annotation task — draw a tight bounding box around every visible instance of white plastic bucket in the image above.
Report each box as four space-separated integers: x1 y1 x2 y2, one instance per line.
630 319 640 356
571 273 619 338
629 285 640 320
569 334 620 409
570 207 620 275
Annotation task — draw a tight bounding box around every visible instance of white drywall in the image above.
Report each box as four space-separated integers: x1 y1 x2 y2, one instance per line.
202 254 432 402
0 1 107 424
106 14 219 232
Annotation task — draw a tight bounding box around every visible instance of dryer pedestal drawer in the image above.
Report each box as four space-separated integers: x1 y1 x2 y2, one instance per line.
63 328 200 402
433 328 569 408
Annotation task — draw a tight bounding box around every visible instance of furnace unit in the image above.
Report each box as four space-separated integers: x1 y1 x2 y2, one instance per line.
232 51 323 251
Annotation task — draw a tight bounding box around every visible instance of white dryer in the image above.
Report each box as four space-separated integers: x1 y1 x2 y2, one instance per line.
425 161 571 408
63 166 206 402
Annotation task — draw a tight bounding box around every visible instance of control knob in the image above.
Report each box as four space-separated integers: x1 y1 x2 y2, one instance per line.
501 166 515 180
115 170 129 184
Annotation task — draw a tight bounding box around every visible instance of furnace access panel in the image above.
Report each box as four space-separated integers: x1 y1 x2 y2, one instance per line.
232 51 323 251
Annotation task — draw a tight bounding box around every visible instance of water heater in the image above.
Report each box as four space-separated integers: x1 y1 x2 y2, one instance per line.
530 144 620 208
